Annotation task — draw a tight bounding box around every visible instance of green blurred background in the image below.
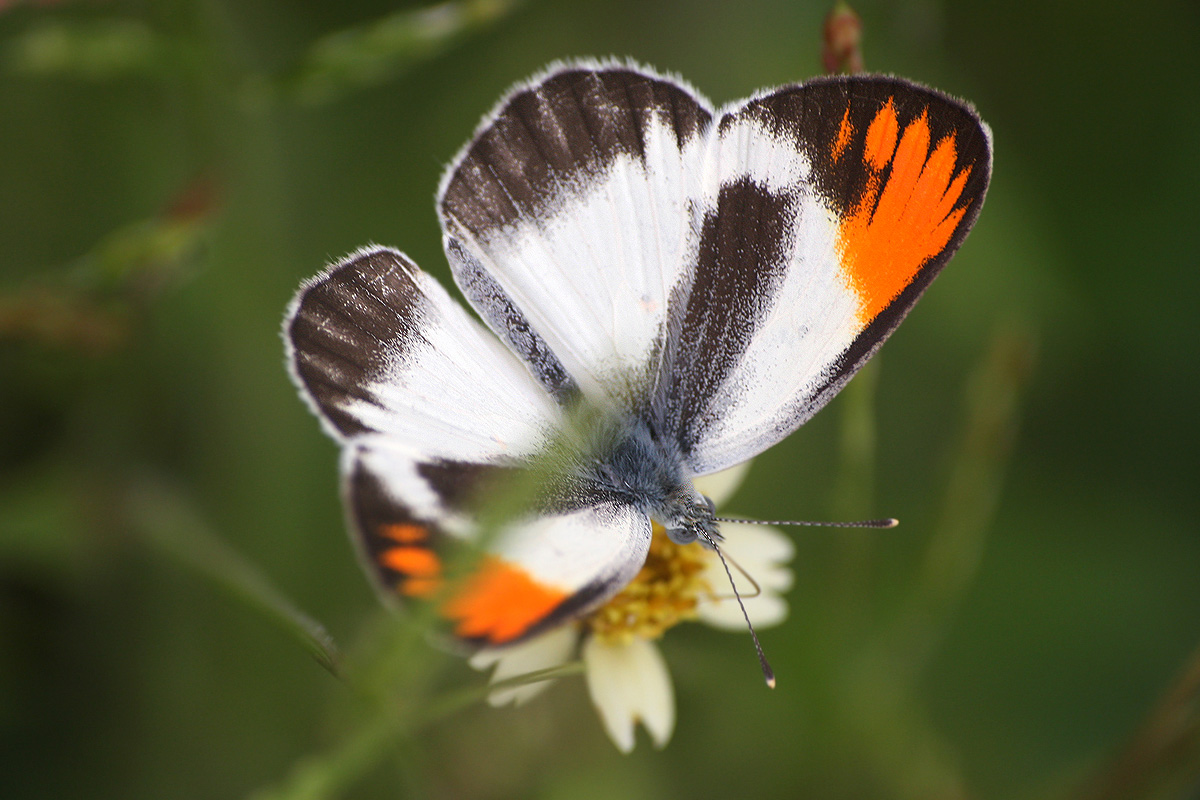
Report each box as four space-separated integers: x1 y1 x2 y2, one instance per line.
2 0 1198 798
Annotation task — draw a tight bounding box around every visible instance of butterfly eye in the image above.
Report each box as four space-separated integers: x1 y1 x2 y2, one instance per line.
703 495 716 516
666 526 698 546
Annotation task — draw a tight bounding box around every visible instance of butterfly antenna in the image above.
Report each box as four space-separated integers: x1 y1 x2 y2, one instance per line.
714 516 898 529
708 550 762 599
701 531 775 689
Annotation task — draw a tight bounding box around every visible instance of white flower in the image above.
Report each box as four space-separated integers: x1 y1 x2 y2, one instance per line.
469 461 794 752
694 521 794 630
582 636 674 752
467 624 576 707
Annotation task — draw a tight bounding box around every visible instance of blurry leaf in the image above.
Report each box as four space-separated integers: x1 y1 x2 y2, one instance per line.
830 359 880 624
1072 642 1200 800
834 358 881 515
250 643 583 800
0 287 129 352
828 323 1036 800
0 175 218 353
4 18 173 80
249 713 411 800
287 0 526 105
77 175 219 293
0 464 93 586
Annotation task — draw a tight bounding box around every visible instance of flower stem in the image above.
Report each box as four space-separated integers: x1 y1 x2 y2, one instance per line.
248 714 409 800
830 358 881 629
885 321 1035 685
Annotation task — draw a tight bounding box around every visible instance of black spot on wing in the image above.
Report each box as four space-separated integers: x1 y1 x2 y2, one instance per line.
440 66 711 234
351 453 535 601
353 447 652 647
658 177 795 455
288 248 424 437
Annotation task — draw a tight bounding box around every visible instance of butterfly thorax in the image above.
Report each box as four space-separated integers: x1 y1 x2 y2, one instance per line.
578 413 721 548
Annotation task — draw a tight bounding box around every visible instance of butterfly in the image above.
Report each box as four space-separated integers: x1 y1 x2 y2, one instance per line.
285 60 991 650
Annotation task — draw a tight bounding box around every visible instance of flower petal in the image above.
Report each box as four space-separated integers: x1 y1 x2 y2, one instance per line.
468 624 576 707
582 636 675 752
697 588 789 630
699 522 793 630
692 460 752 507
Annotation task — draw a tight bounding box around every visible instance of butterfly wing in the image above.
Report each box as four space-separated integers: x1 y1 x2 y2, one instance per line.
286 247 651 645
287 246 559 451
346 443 651 646
657 76 992 474
436 65 990 476
438 61 713 410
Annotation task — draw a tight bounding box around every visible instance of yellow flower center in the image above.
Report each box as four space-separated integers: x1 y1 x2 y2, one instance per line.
584 524 713 645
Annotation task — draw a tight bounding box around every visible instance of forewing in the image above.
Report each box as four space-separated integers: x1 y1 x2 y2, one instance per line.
347 444 652 646
286 246 559 459
438 61 713 409
659 76 992 473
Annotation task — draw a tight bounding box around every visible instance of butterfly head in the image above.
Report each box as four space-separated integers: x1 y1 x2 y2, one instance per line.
661 490 721 548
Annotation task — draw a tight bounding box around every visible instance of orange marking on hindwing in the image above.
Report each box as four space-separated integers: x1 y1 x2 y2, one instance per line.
442 557 567 644
382 546 441 577
400 577 442 598
837 102 974 326
832 107 853 162
379 525 445 597
381 523 427 544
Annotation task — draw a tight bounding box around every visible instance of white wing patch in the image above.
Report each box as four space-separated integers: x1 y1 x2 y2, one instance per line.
685 115 861 472
447 128 704 406
287 247 560 461
352 268 560 461
489 502 651 593
439 64 713 409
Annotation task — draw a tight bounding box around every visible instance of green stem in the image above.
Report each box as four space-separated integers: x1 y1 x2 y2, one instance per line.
249 661 586 800
425 661 585 722
286 0 528 105
126 478 342 678
248 713 409 800
830 358 881 627
882 322 1035 686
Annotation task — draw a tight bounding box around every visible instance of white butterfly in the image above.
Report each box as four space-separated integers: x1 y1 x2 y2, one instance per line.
285 60 991 650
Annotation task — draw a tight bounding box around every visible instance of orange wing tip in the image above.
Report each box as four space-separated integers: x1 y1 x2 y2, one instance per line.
442 557 568 645
838 100 977 326
832 107 854 162
862 97 899 170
